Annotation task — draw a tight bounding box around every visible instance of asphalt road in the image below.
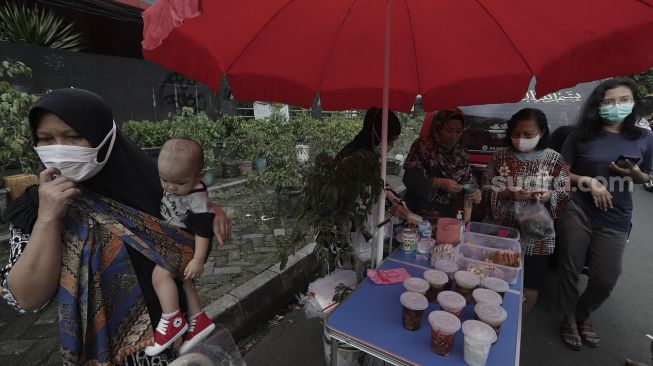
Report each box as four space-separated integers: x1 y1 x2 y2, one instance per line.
244 186 653 366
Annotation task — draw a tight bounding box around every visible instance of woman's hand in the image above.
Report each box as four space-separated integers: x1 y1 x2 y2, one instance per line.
468 189 482 204
434 178 462 193
580 177 613 211
184 258 204 280
211 204 231 247
388 203 411 220
609 161 648 184
37 168 81 224
509 186 532 201
532 189 552 202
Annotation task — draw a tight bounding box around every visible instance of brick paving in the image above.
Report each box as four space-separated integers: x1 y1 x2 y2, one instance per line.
0 183 296 365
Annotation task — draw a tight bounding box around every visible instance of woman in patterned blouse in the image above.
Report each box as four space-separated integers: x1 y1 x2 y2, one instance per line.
481 108 570 314
403 109 481 219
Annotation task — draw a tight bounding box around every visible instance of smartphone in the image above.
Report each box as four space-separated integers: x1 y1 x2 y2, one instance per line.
616 154 640 167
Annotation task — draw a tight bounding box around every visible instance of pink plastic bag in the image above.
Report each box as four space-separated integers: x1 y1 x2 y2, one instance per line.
367 268 411 285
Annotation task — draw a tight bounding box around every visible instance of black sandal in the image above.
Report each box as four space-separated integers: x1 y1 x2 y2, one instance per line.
561 320 582 351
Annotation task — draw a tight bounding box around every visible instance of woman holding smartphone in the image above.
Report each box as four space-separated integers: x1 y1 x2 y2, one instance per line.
558 78 653 351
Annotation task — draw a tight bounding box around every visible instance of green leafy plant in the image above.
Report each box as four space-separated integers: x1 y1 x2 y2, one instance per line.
278 150 383 275
0 2 84 51
0 60 39 171
122 108 226 169
632 68 653 96
332 283 354 304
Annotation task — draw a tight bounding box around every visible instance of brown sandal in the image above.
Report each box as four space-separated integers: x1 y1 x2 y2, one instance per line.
561 320 582 351
577 320 600 347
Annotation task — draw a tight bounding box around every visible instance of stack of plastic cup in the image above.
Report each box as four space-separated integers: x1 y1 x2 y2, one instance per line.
480 277 509 299
454 270 481 303
433 259 459 287
462 320 498 366
400 292 429 331
403 277 430 295
428 310 461 356
436 290 466 317
415 238 434 262
472 288 503 306
474 303 507 337
423 270 449 303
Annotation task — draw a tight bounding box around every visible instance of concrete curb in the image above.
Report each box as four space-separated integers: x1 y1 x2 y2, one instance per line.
204 242 319 340
208 178 248 199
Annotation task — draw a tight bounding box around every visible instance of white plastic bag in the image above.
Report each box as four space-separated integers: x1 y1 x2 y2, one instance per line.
305 270 357 318
515 200 555 240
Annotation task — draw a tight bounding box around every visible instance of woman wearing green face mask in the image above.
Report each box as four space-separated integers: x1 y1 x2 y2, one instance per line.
558 78 653 351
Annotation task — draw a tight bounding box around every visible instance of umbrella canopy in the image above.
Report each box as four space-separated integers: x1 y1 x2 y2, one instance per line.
143 0 653 112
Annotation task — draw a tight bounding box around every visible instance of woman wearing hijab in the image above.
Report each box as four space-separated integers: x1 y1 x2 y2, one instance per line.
337 107 413 220
1 88 231 365
403 109 481 219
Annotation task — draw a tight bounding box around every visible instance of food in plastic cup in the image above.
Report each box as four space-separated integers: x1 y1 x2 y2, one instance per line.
480 277 509 299
433 259 459 287
416 238 433 262
454 270 481 303
462 320 498 366
400 292 429 331
401 227 418 253
423 270 449 303
403 277 430 295
472 288 503 306
428 310 461 356
436 290 466 317
474 303 507 337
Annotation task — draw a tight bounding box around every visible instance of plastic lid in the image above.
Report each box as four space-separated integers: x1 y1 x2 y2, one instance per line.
481 276 509 292
474 303 507 325
428 310 461 334
454 271 481 288
472 288 503 306
403 277 430 294
462 183 478 193
423 270 449 286
462 320 498 344
437 291 466 310
400 291 429 311
433 260 459 274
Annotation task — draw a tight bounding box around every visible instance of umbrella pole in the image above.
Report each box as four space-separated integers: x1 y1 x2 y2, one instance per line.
373 0 391 269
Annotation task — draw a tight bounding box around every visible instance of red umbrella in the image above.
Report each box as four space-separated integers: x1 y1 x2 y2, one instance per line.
142 0 653 266
142 0 653 112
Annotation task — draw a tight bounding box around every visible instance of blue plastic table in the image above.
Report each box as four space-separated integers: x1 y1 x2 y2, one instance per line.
324 250 523 366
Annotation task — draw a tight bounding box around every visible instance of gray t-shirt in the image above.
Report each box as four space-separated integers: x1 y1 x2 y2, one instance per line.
562 130 653 232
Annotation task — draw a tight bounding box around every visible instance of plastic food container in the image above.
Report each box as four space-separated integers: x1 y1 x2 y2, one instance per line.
428 310 461 356
400 292 429 331
472 288 503 306
437 218 462 244
454 271 480 303
433 259 459 286
462 320 498 366
474 303 507 337
480 277 509 298
403 277 430 295
457 222 522 284
423 270 449 303
436 291 466 317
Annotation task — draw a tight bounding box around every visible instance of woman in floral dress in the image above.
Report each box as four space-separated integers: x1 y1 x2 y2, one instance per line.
481 108 570 314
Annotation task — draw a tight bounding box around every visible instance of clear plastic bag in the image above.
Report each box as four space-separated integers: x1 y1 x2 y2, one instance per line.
515 200 555 240
169 325 245 366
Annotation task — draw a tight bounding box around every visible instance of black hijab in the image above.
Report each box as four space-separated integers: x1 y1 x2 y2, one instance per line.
6 88 169 326
337 107 401 159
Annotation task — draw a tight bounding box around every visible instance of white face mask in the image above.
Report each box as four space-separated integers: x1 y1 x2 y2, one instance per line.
511 135 540 152
34 122 117 182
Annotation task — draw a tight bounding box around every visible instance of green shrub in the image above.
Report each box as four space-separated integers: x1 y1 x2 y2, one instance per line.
0 60 39 171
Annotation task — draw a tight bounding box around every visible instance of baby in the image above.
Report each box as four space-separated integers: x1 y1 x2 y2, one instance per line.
144 137 216 356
